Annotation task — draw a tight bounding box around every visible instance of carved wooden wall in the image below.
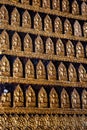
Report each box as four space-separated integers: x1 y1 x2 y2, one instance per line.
0 0 87 129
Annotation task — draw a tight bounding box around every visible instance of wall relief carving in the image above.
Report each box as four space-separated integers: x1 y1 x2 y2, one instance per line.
22 10 31 28
13 58 23 78
38 87 48 108
36 60 46 79
24 34 33 52
58 62 67 81
25 59 34 79
11 8 20 26
47 61 56 80
13 85 24 107
26 86 36 107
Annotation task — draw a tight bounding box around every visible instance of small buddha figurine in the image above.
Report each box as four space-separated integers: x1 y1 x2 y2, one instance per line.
61 89 70 108
12 33 21 51
76 42 84 58
54 17 62 33
24 34 32 52
72 0 79 15
83 22 87 38
50 88 59 108
58 63 67 81
32 0 40 7
42 0 50 9
44 15 52 32
66 41 75 57
71 89 80 109
22 11 31 28
36 60 46 79
35 36 44 53
82 90 87 109
46 38 54 54
62 0 69 13
25 60 34 79
11 8 20 26
38 87 48 108
68 64 77 82
13 85 24 107
47 62 56 80
74 21 82 37
52 0 60 11
26 86 36 107
81 2 87 16
56 39 65 56
0 6 9 25
64 19 72 35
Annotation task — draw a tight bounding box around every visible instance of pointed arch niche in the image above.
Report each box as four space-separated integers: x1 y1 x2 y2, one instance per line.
13 58 23 78
66 40 75 57
76 42 84 58
26 86 36 107
12 32 21 51
52 0 60 11
0 56 10 77
61 89 70 108
62 0 69 13
22 10 31 28
34 13 42 31
42 0 50 9
24 34 33 52
25 59 34 79
72 0 79 15
38 87 48 108
13 85 24 107
78 65 86 82
68 64 77 82
11 8 20 26
54 17 62 34
32 0 40 7
58 62 67 81
0 5 9 25
71 89 80 109
83 22 87 38
81 2 87 16
0 92 11 107
56 39 65 56
46 38 54 55
50 88 59 108
74 20 82 37
0 30 9 50
64 19 72 35
82 89 87 109
44 15 52 32
47 61 56 80
35 36 44 53
36 60 46 79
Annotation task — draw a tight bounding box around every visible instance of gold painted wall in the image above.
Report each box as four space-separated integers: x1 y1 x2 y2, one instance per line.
0 0 87 129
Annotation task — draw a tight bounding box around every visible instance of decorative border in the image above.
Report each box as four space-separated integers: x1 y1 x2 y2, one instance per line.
0 24 87 42
0 107 87 114
0 0 87 21
0 76 87 88
1 50 87 64
0 113 86 130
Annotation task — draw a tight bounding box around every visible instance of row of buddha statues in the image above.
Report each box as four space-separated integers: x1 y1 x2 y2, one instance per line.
1 85 87 109
1 30 87 58
0 56 87 82
0 114 87 130
0 5 87 37
6 0 87 16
